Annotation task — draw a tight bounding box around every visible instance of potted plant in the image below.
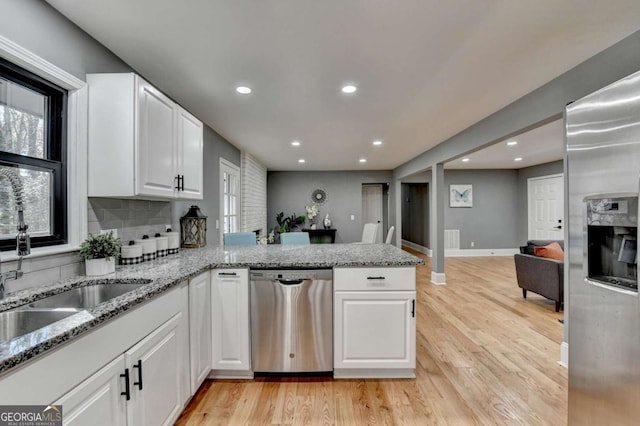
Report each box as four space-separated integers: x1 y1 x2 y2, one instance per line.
80 232 121 276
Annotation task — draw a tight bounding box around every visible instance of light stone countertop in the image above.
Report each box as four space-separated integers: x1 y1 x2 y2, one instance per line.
0 244 423 376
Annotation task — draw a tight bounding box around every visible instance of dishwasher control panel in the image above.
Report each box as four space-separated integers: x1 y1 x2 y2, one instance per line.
250 269 332 281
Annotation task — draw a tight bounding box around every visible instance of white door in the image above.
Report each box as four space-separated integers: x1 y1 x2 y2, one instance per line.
362 184 383 243
177 107 203 200
220 158 241 245
136 77 177 198
211 269 250 371
56 355 127 426
126 314 182 426
528 174 564 240
189 271 212 392
334 291 416 369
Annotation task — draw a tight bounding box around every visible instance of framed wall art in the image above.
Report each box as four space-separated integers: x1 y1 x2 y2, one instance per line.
450 184 473 208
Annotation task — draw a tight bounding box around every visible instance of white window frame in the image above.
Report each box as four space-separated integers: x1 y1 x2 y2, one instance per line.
0 35 87 260
219 157 240 245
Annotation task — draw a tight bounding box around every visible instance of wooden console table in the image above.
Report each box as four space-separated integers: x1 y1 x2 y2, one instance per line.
301 228 337 244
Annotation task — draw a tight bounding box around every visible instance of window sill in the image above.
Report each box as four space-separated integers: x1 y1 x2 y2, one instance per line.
1 244 80 263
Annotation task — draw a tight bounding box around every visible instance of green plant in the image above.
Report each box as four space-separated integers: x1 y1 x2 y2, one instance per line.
275 212 306 233
79 232 121 260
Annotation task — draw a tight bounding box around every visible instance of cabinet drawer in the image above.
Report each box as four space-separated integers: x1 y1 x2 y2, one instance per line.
334 267 415 291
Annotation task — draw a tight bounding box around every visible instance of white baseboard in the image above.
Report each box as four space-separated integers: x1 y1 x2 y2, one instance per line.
445 248 519 257
402 240 432 256
333 368 415 379
431 271 446 285
558 341 568 369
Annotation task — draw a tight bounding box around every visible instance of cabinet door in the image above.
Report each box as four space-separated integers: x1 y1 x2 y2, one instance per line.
55 355 127 426
334 291 416 369
211 269 250 371
126 314 182 426
189 271 212 392
177 107 204 200
136 77 177 198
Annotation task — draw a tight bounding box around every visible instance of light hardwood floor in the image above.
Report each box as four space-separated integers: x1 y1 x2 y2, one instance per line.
176 251 567 425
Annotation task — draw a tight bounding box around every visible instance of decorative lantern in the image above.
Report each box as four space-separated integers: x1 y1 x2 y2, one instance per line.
180 205 207 248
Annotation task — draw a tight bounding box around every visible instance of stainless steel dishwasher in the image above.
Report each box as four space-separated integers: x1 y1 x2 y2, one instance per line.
250 269 333 373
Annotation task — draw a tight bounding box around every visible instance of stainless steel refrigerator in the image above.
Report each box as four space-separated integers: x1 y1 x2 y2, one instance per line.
567 70 640 424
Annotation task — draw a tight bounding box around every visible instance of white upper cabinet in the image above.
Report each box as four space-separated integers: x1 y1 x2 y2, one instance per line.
176 107 204 200
87 73 203 200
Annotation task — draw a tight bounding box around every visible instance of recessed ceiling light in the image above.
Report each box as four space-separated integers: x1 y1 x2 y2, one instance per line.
507 141 518 146
341 85 357 94
359 158 367 163
461 158 470 162
298 159 305 163
291 141 301 147
372 140 383 146
236 86 252 94
514 157 523 162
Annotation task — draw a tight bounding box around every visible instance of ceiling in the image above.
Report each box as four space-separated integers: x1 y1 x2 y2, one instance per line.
46 0 640 171
445 119 564 169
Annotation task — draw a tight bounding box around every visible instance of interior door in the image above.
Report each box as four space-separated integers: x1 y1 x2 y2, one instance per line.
528 174 564 240
362 184 383 243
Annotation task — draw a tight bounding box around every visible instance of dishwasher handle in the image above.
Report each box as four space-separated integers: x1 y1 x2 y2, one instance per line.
278 279 304 286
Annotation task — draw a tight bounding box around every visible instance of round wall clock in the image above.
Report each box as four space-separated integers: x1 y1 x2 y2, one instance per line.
311 188 328 205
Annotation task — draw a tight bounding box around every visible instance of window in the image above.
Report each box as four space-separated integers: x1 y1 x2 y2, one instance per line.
0 57 67 250
220 158 240 243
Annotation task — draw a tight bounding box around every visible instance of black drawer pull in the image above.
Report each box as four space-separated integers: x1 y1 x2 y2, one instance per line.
218 272 238 277
120 368 130 401
411 299 416 318
367 276 386 280
133 360 143 390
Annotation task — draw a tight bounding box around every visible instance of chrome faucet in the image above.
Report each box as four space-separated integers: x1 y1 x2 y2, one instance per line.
0 169 31 299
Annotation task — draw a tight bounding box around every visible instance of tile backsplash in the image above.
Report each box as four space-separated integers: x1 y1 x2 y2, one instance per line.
88 198 173 244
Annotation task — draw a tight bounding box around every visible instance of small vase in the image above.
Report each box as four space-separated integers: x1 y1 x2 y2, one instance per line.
323 214 332 229
86 258 116 276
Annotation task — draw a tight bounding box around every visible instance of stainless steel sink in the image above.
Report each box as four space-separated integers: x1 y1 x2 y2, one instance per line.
26 282 151 310
0 310 78 343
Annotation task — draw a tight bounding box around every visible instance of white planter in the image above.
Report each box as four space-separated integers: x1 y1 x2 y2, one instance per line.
85 258 116 276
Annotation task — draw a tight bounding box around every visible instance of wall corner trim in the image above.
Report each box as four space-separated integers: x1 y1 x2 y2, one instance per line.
558 341 568 369
431 271 446 286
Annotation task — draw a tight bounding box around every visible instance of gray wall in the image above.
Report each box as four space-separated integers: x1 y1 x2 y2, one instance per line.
267 171 393 243
516 160 564 243
401 183 429 247
172 127 241 247
444 170 519 249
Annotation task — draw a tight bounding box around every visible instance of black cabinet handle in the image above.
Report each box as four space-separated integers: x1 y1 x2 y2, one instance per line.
367 276 386 280
133 360 143 390
180 175 185 191
120 368 131 401
553 225 562 229
175 175 181 191
218 272 238 277
411 299 415 318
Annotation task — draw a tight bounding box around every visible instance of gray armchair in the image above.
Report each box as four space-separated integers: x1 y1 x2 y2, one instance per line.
514 240 564 312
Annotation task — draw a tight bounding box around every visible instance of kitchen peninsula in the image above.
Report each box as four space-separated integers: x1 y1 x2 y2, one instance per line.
0 244 422 423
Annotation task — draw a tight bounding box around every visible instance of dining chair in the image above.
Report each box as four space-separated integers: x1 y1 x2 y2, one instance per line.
223 232 257 246
359 223 380 244
280 232 310 245
385 226 395 244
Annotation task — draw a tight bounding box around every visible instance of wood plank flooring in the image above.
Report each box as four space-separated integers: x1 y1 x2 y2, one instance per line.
176 251 567 425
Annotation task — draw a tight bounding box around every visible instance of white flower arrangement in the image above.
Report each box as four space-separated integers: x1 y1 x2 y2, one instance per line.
305 204 319 220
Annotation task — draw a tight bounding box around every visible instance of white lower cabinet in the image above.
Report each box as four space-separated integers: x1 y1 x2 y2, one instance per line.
56 355 127 426
189 271 212 391
126 314 183 426
333 267 417 378
56 314 184 426
211 269 251 374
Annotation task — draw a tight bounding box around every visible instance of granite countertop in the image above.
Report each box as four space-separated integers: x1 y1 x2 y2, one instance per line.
0 244 423 376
